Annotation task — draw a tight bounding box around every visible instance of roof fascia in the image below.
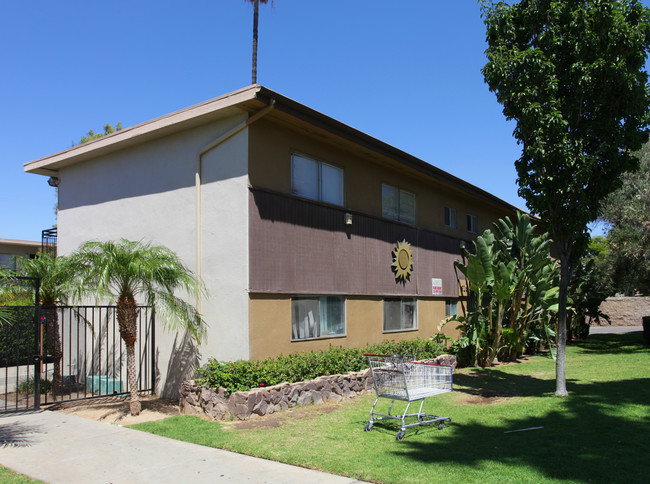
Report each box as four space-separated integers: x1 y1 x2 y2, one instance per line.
24 85 265 176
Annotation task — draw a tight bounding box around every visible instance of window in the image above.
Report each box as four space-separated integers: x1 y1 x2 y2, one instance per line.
291 154 343 206
383 298 417 332
382 184 416 224
0 254 16 270
467 214 478 234
444 207 457 228
292 296 345 340
445 299 458 318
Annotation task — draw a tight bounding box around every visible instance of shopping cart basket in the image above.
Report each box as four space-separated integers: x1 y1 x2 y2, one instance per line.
364 354 452 440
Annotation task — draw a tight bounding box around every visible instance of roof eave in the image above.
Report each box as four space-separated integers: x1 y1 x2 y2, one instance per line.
24 84 265 176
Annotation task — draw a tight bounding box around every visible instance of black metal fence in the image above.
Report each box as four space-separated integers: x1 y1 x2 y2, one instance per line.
41 228 57 258
39 305 156 405
0 302 155 412
0 276 41 413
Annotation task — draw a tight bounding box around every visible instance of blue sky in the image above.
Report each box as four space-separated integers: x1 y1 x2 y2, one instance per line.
1 0 641 241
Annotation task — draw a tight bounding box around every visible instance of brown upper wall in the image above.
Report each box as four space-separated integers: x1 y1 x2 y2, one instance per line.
248 118 516 237
249 188 465 298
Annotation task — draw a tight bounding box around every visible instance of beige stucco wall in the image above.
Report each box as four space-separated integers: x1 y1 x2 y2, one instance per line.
57 111 251 398
249 294 460 360
248 119 514 237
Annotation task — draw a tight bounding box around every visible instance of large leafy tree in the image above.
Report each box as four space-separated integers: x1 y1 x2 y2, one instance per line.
481 0 650 395
72 239 206 415
599 142 650 295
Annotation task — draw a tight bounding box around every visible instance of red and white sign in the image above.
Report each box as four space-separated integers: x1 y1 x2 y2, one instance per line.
432 278 443 296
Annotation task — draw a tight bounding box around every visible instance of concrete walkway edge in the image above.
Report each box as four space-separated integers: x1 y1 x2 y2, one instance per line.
0 410 364 483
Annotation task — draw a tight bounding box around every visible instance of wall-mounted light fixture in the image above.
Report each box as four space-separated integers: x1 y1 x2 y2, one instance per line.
47 176 60 187
344 213 353 225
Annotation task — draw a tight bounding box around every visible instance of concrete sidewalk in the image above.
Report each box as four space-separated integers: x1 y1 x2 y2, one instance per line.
0 410 364 484
589 325 643 334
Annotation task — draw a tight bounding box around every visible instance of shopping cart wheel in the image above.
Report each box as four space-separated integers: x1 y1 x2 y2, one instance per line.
395 430 405 441
364 422 373 432
438 422 445 430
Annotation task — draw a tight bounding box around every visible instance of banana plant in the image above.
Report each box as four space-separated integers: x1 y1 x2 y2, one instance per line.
451 212 559 366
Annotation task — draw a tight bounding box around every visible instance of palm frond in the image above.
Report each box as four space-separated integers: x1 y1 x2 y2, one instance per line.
70 239 207 341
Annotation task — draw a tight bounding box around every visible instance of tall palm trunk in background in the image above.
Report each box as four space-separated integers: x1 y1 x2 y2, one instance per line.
117 294 140 415
252 0 260 84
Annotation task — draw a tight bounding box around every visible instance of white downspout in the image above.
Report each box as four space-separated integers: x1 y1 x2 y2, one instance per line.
195 100 275 313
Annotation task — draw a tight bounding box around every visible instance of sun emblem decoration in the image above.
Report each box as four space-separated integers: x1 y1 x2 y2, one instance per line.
392 239 414 283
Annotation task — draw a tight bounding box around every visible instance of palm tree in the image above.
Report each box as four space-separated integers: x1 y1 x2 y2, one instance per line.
72 239 206 415
19 253 75 395
0 265 17 326
246 0 271 84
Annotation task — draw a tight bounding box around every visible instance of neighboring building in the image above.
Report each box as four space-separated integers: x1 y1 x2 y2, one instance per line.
24 85 519 396
0 238 40 270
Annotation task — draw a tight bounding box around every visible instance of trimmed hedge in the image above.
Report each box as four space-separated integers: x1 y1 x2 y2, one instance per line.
0 306 38 364
195 338 445 394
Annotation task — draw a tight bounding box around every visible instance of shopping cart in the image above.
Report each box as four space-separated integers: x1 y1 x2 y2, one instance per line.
364 354 452 440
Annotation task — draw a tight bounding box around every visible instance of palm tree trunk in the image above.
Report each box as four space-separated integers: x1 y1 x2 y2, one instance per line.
125 339 140 415
117 295 141 415
252 0 260 84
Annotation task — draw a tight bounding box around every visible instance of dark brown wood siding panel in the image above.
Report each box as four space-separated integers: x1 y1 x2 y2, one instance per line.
249 189 464 297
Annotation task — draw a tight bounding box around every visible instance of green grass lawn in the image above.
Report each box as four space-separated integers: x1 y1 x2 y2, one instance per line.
0 466 45 484
131 333 649 483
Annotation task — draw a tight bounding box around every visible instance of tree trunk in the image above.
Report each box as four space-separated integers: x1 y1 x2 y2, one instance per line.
125 338 140 415
117 295 141 415
555 256 571 397
42 305 62 397
252 0 259 84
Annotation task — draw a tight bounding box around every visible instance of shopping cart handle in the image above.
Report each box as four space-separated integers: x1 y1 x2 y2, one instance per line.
364 353 405 358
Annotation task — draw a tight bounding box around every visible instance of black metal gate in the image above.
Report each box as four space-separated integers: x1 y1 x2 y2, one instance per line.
0 276 42 413
1 278 155 412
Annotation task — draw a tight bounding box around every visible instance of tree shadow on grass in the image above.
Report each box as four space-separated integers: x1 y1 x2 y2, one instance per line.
390 377 650 483
576 332 648 356
453 369 558 399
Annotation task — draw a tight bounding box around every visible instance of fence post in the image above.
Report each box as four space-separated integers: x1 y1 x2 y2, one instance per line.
33 278 41 410
151 307 156 395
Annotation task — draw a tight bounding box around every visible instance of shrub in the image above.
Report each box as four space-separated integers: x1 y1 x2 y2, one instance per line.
195 338 446 394
0 307 38 364
16 377 52 395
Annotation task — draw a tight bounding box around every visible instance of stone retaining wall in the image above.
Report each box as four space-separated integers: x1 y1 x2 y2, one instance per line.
179 355 457 421
599 296 650 326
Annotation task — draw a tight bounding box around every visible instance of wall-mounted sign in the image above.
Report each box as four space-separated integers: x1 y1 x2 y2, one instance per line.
432 278 443 296
392 239 413 283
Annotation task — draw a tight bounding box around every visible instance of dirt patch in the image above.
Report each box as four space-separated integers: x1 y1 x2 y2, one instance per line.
455 388 517 405
225 400 345 430
48 395 180 425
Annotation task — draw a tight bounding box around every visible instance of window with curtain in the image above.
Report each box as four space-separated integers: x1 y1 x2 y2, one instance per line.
291 296 345 340
383 298 417 332
467 214 478 234
445 299 458 317
382 184 416 224
444 206 457 228
291 154 343 206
